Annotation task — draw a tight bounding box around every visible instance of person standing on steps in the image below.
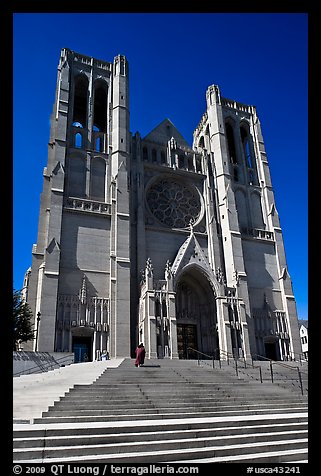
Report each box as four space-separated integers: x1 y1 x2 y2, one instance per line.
135 343 146 367
101 350 109 361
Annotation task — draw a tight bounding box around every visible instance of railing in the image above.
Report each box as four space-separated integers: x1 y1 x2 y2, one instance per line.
64 197 111 215
241 227 274 241
186 348 307 395
187 348 220 369
287 350 308 365
13 353 74 377
187 347 262 380
219 349 263 382
252 354 307 396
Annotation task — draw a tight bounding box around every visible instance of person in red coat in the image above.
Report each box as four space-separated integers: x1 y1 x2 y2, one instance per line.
135 343 146 367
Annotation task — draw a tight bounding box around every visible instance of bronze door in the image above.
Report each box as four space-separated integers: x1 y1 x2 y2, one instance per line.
177 324 198 359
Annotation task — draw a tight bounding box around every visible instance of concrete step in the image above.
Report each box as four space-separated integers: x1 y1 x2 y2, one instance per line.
35 407 307 424
13 429 308 460
14 422 308 449
13 358 308 463
14 414 308 438
14 437 308 463
59 396 306 406
42 404 308 418
49 400 307 410
168 448 308 463
66 386 307 398
14 413 308 463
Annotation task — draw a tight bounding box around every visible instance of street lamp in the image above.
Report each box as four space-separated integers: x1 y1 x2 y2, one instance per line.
35 312 41 351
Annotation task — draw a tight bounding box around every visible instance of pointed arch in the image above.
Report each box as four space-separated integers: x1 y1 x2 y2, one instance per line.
174 261 220 299
75 132 83 148
73 74 89 128
175 265 220 358
198 136 205 149
93 78 108 133
240 122 253 167
225 121 237 164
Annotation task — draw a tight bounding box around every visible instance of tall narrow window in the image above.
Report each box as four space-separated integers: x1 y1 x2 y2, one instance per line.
93 80 107 133
73 74 88 128
178 155 185 168
155 298 161 317
96 137 102 152
225 123 237 164
240 126 253 168
233 167 239 182
160 150 166 164
207 158 213 177
245 140 253 168
75 133 82 148
196 157 202 173
204 125 210 150
152 149 157 163
93 125 102 152
143 147 148 161
198 136 205 150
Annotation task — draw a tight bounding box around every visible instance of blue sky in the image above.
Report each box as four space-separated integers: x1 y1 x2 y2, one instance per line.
13 13 308 320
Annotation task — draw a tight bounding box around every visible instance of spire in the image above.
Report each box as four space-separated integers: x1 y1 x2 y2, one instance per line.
145 258 153 278
165 260 173 280
80 274 87 305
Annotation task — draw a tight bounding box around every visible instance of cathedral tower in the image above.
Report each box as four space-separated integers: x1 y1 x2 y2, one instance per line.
25 49 131 359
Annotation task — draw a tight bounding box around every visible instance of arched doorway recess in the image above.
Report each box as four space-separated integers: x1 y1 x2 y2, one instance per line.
175 267 219 359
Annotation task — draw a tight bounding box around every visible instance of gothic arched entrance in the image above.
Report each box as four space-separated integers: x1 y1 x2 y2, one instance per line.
175 268 219 359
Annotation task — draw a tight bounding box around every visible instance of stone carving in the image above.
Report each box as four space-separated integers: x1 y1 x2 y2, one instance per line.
165 260 173 280
139 268 146 284
170 137 177 150
146 257 153 277
79 274 87 305
146 178 201 229
233 268 239 286
216 267 226 285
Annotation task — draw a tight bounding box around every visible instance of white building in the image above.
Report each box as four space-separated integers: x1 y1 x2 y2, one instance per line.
299 322 308 360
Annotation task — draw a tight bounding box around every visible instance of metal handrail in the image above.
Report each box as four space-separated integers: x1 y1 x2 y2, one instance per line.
186 348 306 395
253 353 308 374
187 348 264 384
288 350 308 365
187 347 217 369
220 349 264 381
252 353 307 395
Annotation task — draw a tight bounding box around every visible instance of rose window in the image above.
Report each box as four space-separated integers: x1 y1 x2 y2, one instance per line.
146 179 202 228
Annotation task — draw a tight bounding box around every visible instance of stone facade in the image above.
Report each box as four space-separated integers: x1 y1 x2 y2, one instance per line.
23 48 301 361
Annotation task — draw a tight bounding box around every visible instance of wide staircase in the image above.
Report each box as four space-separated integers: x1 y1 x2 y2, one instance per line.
13 358 308 463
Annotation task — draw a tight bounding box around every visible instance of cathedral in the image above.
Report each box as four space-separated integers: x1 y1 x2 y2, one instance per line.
22 48 301 362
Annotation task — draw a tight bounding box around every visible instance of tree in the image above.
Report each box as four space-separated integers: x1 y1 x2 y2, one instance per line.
13 289 34 350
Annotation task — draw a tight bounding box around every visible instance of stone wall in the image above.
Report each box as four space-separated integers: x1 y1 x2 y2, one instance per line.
13 351 74 377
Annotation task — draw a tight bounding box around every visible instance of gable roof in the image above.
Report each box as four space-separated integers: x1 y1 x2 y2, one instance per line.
298 319 308 329
172 230 214 279
143 118 191 149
